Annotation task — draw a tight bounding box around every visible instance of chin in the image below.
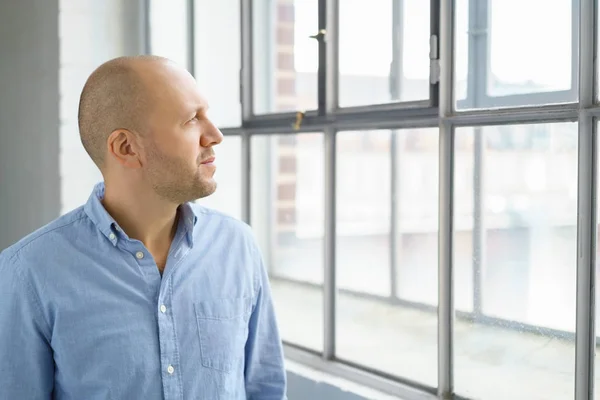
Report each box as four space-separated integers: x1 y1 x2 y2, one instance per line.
193 180 217 200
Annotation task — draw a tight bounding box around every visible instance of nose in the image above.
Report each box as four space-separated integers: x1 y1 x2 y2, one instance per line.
200 119 223 147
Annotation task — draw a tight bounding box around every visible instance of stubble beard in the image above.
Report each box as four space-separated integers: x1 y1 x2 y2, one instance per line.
146 148 217 204
153 169 217 204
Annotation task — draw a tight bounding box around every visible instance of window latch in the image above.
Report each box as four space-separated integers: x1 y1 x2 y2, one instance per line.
293 111 305 130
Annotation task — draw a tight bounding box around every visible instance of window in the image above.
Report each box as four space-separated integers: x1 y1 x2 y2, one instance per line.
149 0 189 69
193 0 241 127
250 133 324 351
338 0 431 107
252 0 319 114
196 135 242 220
455 0 576 109
454 123 578 399
395 128 439 307
165 0 600 397
335 128 438 387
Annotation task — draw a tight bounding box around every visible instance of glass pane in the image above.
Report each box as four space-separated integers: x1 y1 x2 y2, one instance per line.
194 0 241 127
149 0 189 69
395 128 438 310
337 130 391 296
488 0 572 96
250 133 324 351
335 129 437 387
338 0 430 107
252 0 318 114
454 0 469 103
454 123 578 400
455 0 575 109
454 131 475 312
197 135 242 220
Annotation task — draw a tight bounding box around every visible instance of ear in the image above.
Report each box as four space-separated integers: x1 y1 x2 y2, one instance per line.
106 129 143 169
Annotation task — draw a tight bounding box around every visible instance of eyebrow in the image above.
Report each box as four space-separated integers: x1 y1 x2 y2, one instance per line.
191 103 210 115
182 103 209 120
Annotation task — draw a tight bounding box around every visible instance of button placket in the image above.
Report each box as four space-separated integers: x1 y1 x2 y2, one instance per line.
157 275 181 397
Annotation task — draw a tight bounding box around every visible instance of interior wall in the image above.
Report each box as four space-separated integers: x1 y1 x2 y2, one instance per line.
59 0 145 213
0 0 61 250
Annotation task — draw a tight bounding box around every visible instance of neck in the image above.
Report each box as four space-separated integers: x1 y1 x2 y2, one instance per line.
101 179 179 252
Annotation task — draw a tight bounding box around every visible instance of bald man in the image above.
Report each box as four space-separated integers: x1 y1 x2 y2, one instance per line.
0 56 287 400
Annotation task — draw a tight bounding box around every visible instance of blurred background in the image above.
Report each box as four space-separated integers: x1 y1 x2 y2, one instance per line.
0 0 597 399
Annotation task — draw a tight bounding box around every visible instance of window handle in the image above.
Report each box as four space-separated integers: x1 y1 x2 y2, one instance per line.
309 29 326 40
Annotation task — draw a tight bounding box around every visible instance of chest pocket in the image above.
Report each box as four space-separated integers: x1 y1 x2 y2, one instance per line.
194 297 252 373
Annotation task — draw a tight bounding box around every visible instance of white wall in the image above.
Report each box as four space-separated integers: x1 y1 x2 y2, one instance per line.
59 0 145 214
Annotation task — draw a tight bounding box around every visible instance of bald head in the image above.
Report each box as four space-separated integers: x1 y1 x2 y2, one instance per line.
78 55 169 168
78 55 223 203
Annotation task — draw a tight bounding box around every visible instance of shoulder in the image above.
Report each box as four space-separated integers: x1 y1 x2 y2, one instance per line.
0 206 89 273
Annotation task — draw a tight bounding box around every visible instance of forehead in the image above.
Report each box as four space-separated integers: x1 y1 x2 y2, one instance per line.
141 63 208 119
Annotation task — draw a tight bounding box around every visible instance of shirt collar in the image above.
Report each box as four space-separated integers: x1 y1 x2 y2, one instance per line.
178 201 198 247
83 182 198 247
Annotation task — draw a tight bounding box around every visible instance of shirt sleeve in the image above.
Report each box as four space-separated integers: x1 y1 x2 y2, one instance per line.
244 244 288 400
0 251 54 399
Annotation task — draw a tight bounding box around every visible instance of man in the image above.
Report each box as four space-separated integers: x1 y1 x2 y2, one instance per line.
0 55 287 399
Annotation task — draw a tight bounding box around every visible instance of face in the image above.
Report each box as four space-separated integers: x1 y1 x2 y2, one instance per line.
139 63 223 204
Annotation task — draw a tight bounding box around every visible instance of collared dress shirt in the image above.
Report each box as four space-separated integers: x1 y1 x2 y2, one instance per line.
0 182 287 400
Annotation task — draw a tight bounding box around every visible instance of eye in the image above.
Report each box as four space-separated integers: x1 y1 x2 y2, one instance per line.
189 115 199 123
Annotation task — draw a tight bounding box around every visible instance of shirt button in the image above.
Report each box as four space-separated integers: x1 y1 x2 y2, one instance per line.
167 365 175 374
109 233 116 240
160 305 167 313
135 251 144 259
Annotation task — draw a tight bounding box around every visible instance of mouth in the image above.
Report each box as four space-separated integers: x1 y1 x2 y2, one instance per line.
200 156 215 165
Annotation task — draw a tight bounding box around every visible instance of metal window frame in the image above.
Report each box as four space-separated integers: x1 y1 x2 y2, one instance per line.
176 0 599 398
239 0 441 124
458 0 580 111
186 0 195 75
140 0 151 55
240 0 254 121
437 2 454 398
575 0 597 399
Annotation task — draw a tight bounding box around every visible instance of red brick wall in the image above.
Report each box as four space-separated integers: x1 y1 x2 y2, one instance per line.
275 0 298 237
275 0 297 112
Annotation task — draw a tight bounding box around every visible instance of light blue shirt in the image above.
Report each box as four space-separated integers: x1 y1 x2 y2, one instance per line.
0 182 287 400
